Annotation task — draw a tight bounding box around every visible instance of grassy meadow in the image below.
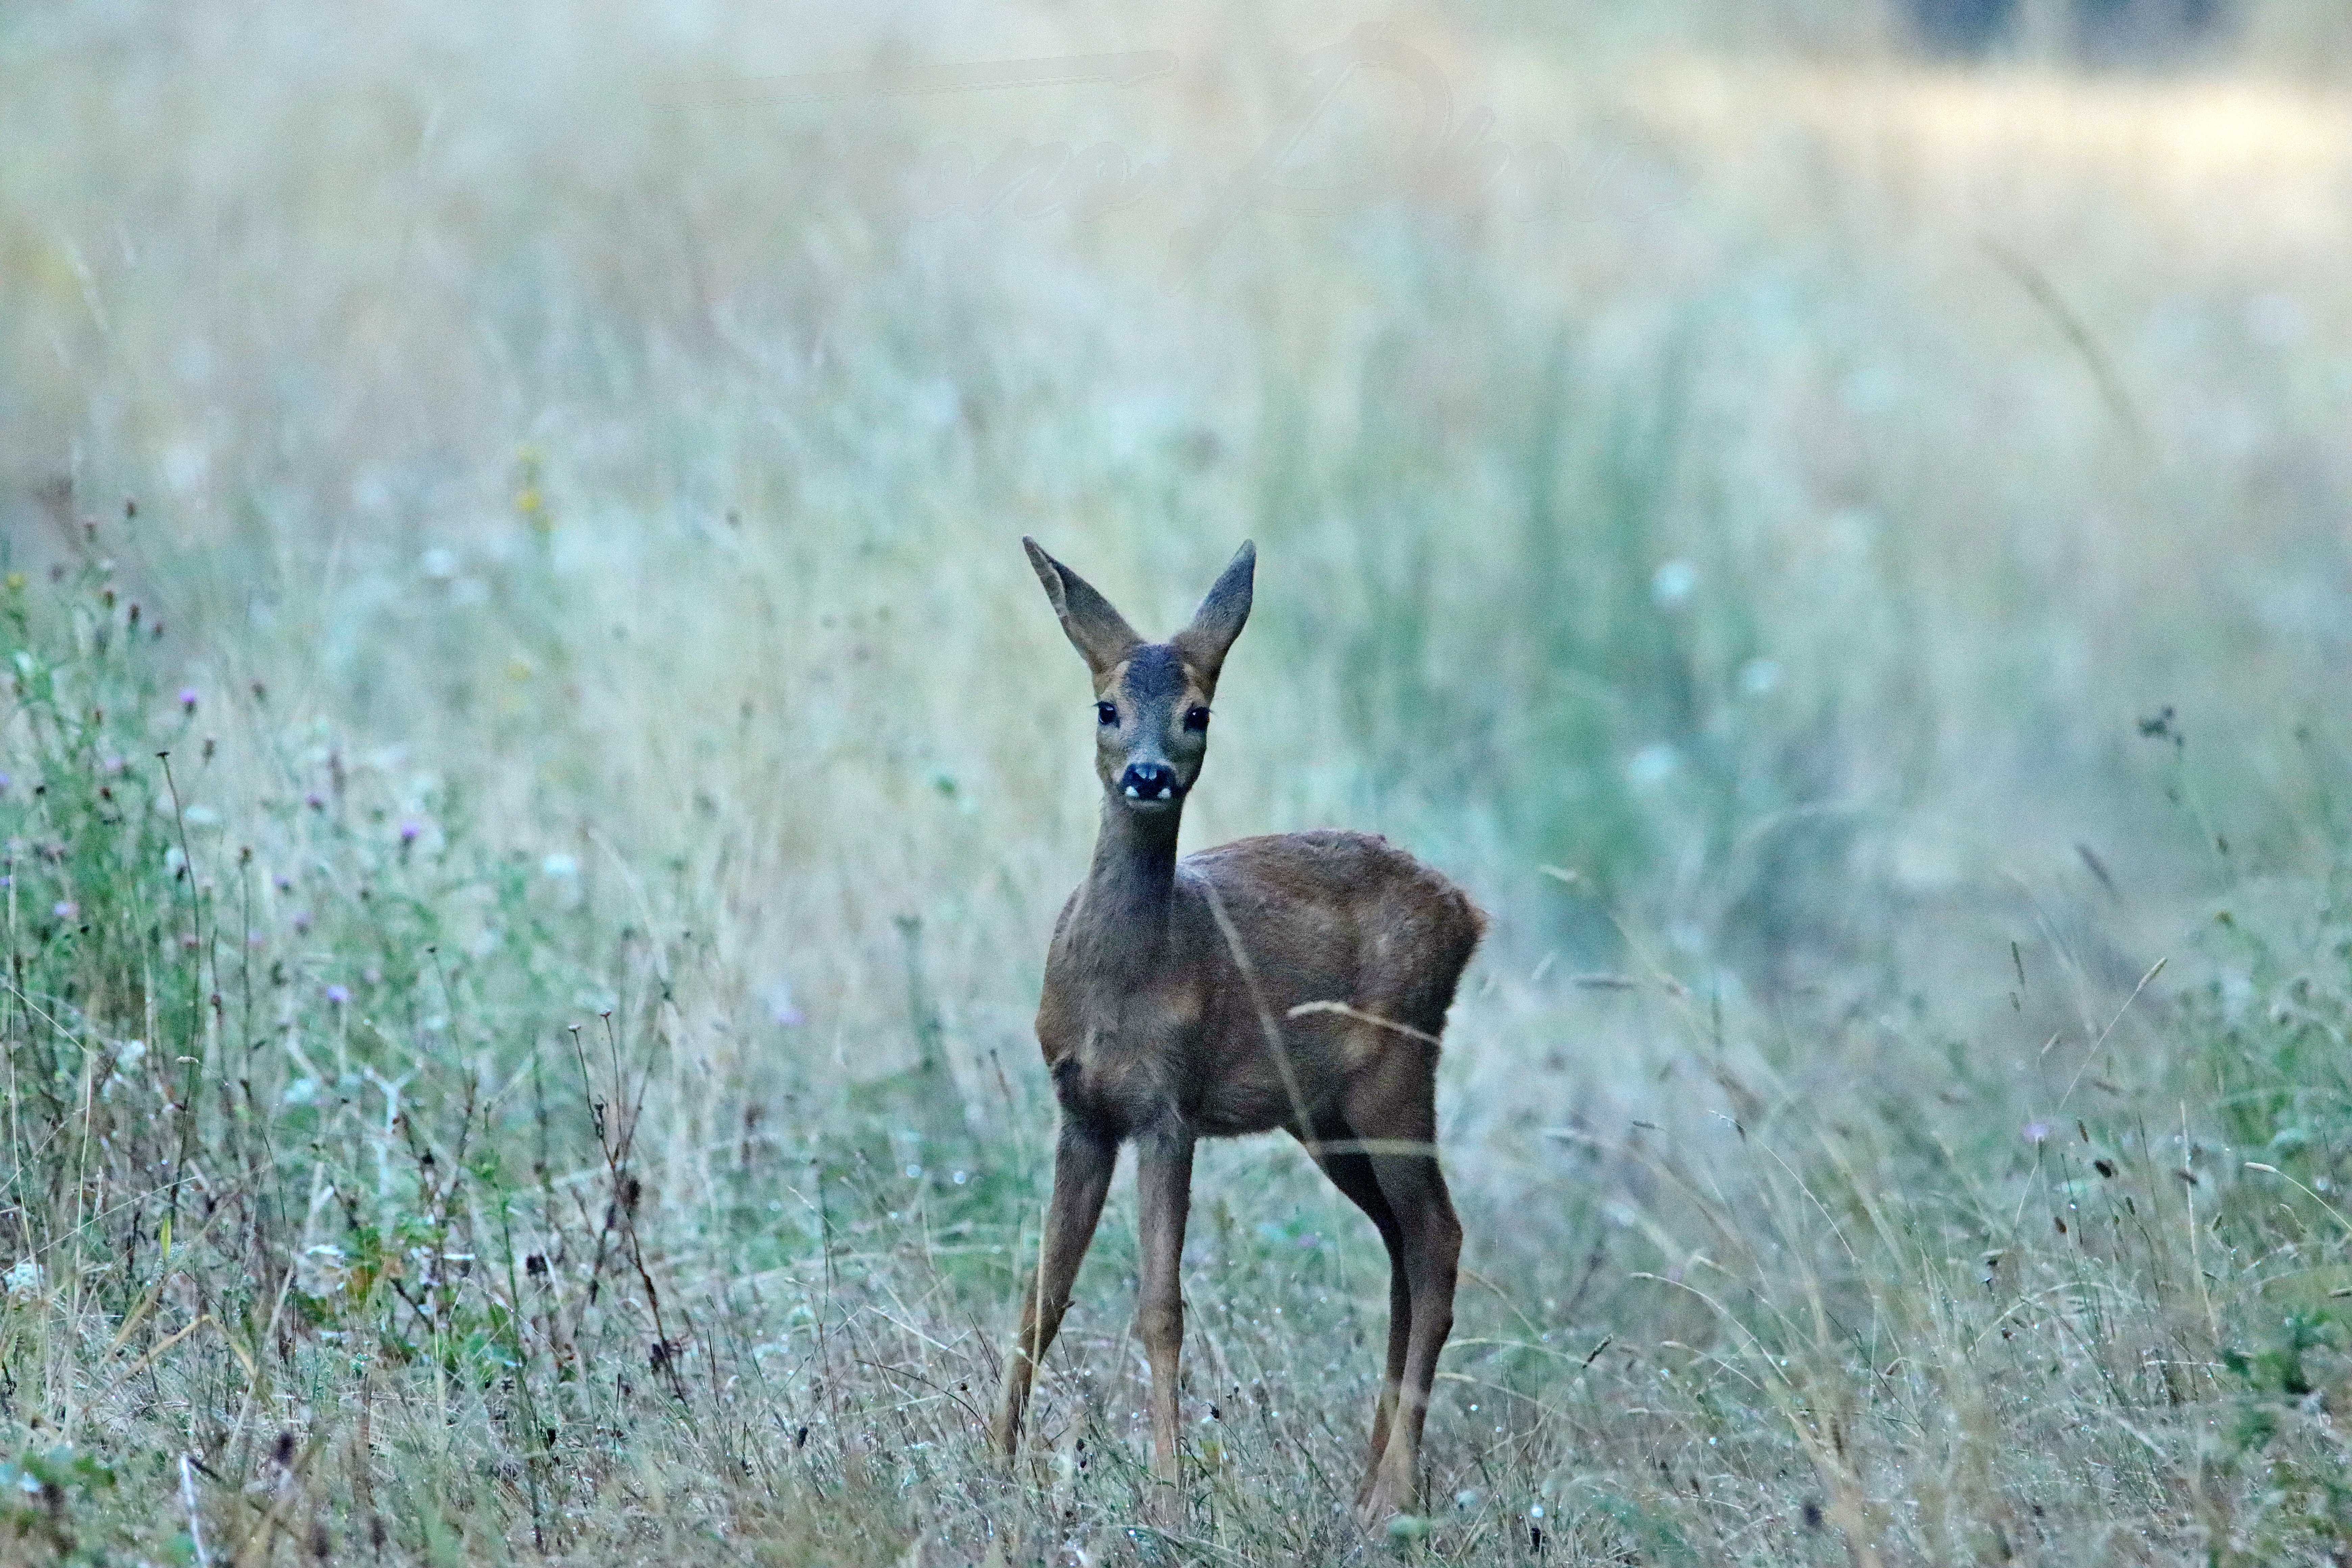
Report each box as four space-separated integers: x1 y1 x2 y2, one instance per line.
5 1 2352 1561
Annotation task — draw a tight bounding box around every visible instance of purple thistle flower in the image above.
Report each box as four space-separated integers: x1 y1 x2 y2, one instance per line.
304 792 325 812
178 688 199 713
398 818 422 845
0 772 11 793
291 910 312 934
325 984 350 1006
51 900 76 921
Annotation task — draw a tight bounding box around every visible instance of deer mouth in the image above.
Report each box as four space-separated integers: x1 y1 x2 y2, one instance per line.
1119 780 1184 810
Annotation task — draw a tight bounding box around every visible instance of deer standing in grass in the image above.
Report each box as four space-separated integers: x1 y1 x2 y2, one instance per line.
990 538 1485 1521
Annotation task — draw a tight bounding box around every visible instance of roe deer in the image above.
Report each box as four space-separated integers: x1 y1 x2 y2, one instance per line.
990 538 1485 1521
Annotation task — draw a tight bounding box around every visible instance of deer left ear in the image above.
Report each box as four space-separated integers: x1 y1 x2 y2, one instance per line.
1025 536 1143 677
1172 540 1254 690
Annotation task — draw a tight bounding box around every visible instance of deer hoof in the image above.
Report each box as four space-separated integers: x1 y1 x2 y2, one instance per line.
1356 1466 1419 1528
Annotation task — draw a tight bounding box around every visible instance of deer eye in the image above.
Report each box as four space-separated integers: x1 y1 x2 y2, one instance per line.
1096 702 1118 727
1183 706 1210 733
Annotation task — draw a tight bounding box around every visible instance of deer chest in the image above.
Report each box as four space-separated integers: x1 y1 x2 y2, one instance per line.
1042 983 1202 1134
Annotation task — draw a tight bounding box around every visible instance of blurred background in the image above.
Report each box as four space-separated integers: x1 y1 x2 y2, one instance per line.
10 5 2352 1557
4 0 2349 1124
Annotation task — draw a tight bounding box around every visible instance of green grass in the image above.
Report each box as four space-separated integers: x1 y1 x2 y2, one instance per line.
8 514 2352 1567
6 2 2352 1562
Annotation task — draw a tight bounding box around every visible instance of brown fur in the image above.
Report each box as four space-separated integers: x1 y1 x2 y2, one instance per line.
992 539 1486 1522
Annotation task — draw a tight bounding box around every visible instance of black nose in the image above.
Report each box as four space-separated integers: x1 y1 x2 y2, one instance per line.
1119 763 1180 803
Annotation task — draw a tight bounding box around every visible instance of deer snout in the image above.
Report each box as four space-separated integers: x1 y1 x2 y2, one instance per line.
1118 762 1182 805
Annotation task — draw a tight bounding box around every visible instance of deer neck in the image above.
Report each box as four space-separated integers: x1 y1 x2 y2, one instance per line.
1077 795 1182 982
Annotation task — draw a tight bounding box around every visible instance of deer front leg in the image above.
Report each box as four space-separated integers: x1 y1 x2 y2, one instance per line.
994 1119 1117 1460
1134 1124 1196 1510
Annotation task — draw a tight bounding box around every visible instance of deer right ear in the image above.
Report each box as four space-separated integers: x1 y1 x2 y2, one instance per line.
1171 539 1254 690
1024 537 1143 676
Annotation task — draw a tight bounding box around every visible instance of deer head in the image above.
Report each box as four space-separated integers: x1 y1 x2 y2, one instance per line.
1023 538 1255 816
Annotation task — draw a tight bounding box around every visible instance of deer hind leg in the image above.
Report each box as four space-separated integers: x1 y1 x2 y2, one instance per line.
1347 1060 1460 1521
1133 1125 1196 1509
1298 1122 1411 1506
993 1119 1117 1461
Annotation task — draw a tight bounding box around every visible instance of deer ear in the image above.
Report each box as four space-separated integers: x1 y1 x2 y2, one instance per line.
1023 537 1142 676
1172 540 1255 689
